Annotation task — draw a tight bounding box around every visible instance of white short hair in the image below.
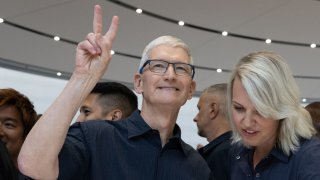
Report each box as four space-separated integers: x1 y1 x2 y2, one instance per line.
138 35 193 71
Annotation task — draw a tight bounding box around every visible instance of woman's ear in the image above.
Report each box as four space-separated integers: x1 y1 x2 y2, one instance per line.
134 73 143 94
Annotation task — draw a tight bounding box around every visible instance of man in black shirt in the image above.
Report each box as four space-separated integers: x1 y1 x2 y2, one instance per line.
18 5 212 180
194 83 231 180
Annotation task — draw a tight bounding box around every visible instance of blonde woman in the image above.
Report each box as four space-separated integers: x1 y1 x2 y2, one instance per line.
228 51 320 179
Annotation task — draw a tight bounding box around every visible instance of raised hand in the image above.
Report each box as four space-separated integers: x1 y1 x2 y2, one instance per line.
75 5 119 78
18 6 119 179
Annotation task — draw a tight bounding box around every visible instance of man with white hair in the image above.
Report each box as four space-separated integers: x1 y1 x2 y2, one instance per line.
18 5 212 180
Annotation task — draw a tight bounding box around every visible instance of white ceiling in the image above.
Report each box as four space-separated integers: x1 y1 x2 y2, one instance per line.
1 0 320 102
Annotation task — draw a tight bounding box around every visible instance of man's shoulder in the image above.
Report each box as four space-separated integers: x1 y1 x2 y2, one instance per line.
179 140 207 160
69 119 128 137
204 132 232 154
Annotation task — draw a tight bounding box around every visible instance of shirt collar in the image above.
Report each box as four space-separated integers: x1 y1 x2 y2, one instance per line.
126 110 188 156
238 144 290 163
199 131 232 154
168 125 190 156
268 146 290 162
127 110 152 139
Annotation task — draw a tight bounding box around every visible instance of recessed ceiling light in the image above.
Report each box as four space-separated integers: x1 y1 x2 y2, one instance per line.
222 31 228 36
265 39 272 44
56 72 62 76
136 9 142 14
310 43 317 48
0 18 4 23
53 36 60 41
110 50 115 55
178 21 184 26
216 68 222 73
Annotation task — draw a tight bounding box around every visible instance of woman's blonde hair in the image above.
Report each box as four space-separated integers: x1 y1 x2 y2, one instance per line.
227 51 316 155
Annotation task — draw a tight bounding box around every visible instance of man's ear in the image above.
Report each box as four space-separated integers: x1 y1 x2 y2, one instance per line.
107 109 123 121
187 80 196 100
210 102 219 120
134 73 143 94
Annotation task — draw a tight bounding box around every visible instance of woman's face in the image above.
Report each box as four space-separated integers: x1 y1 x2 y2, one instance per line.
231 77 279 150
0 106 25 164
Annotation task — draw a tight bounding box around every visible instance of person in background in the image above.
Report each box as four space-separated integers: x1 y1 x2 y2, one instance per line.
76 81 138 122
0 88 37 179
228 51 320 179
305 101 320 135
0 140 18 180
18 5 212 179
194 83 231 180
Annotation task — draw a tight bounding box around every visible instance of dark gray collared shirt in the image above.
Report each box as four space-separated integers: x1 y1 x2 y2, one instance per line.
58 110 212 180
198 131 232 180
229 136 320 180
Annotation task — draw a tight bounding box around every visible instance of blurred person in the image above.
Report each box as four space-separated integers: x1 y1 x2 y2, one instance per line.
305 101 320 135
18 5 212 180
76 81 138 122
228 51 320 179
194 83 231 180
0 88 37 179
0 140 18 180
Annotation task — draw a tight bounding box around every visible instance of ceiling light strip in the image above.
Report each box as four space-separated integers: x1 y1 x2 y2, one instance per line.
1 19 320 79
107 0 318 48
1 6 320 80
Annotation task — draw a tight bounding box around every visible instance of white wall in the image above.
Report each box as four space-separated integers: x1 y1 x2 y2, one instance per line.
0 67 207 148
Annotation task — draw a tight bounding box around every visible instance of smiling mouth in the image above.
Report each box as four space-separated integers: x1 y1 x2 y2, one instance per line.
242 129 257 136
159 87 179 91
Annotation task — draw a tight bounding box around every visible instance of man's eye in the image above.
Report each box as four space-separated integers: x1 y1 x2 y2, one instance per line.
80 109 91 116
152 63 166 69
83 110 91 115
175 66 188 72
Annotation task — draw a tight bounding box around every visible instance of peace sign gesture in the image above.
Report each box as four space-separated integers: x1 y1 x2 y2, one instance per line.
18 6 119 179
75 5 119 80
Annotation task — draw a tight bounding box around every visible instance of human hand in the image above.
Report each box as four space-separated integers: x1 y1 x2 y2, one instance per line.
74 5 119 78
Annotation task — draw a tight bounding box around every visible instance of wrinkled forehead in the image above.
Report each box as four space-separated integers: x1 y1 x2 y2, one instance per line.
139 44 193 70
149 45 191 62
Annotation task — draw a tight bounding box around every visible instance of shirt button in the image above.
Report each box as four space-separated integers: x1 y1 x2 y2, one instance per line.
255 173 260 178
236 155 240 160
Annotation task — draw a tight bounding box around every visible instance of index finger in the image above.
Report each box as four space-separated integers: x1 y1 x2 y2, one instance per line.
93 5 103 34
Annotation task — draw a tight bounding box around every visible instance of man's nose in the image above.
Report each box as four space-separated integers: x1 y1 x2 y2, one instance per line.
163 64 176 79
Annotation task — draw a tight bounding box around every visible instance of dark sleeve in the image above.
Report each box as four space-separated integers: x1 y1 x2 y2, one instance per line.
58 123 90 180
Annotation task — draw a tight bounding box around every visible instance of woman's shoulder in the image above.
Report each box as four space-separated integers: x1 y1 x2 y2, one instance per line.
295 136 320 160
299 136 320 150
